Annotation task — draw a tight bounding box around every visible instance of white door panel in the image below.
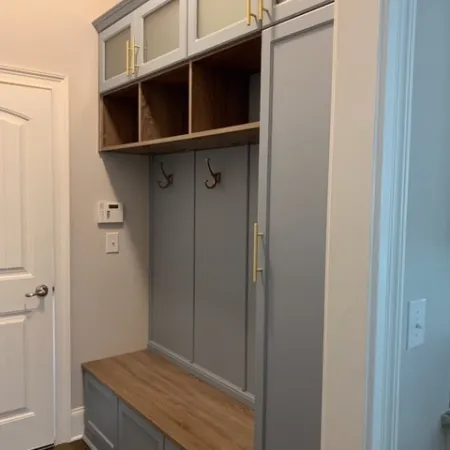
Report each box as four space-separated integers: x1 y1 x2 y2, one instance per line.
0 81 55 450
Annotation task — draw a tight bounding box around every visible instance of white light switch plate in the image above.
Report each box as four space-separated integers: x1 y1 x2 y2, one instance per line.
106 232 119 254
407 299 427 350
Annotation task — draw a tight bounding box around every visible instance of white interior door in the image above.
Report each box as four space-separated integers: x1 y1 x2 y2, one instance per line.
0 78 55 449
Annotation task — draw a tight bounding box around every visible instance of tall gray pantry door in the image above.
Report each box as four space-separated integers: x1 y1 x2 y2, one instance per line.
254 5 334 450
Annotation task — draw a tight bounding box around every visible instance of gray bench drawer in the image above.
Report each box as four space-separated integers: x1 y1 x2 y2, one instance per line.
84 372 119 450
165 439 182 450
118 400 164 450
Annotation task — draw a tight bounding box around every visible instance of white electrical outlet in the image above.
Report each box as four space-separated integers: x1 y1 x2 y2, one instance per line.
407 299 427 350
106 232 119 254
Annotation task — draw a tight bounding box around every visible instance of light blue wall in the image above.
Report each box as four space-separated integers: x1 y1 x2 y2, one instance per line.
398 1 450 449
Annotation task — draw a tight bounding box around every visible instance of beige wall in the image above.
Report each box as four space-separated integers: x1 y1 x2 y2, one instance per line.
0 0 149 408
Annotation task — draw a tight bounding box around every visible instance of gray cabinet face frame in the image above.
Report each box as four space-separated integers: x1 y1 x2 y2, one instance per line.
262 0 332 26
254 4 334 450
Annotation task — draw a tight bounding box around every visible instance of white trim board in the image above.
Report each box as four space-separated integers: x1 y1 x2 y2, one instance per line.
0 65 72 445
364 1 417 449
320 0 418 449
71 408 85 442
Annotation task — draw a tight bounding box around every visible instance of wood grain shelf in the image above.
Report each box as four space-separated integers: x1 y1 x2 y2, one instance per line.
83 350 254 450
99 36 261 155
101 122 260 154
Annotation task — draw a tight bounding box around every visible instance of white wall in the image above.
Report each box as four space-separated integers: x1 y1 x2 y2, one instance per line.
0 0 149 409
398 1 450 449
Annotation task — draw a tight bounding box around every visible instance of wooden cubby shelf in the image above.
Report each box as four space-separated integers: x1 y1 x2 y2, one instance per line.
100 35 261 154
102 122 260 154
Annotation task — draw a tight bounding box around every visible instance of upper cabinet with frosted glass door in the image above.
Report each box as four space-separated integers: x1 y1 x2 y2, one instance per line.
99 14 138 93
260 0 331 25
135 0 187 78
188 0 260 57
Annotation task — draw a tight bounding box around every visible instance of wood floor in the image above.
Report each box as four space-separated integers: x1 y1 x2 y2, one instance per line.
54 441 88 450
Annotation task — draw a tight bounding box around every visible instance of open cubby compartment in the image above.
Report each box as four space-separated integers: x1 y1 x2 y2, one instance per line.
191 35 262 133
140 64 190 141
102 84 139 148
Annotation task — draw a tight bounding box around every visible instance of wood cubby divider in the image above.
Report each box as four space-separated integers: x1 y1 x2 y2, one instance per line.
100 35 261 154
140 64 190 141
102 84 139 147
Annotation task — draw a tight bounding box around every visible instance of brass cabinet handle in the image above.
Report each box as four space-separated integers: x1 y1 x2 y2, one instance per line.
258 0 264 21
253 223 263 283
246 0 257 25
132 38 139 75
126 39 131 75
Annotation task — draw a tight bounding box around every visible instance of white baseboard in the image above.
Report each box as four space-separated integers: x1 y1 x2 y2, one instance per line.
71 407 85 442
83 435 96 450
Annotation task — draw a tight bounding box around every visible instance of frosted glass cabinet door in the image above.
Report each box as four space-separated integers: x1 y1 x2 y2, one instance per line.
99 14 136 93
261 0 331 25
188 0 260 56
135 0 187 77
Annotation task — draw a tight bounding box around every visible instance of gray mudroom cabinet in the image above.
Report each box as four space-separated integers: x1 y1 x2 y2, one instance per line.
254 4 334 450
93 0 336 448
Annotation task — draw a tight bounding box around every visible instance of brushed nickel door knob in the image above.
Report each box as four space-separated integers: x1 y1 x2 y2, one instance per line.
25 285 49 298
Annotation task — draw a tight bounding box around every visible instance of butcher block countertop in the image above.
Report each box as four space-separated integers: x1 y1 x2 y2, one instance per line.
82 350 254 450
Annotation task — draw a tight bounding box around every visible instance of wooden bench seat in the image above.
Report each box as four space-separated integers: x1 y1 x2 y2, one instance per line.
82 350 254 450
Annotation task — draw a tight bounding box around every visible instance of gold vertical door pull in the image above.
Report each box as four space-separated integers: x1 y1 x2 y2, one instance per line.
258 0 264 21
133 38 139 75
246 0 257 25
132 37 140 75
126 39 131 75
253 223 264 283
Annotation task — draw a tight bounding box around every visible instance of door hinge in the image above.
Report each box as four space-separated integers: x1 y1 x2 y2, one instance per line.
52 286 55 294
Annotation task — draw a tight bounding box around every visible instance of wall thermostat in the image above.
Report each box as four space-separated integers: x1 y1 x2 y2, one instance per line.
97 201 124 224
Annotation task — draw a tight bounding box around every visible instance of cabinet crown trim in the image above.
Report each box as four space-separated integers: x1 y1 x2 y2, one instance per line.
92 0 149 32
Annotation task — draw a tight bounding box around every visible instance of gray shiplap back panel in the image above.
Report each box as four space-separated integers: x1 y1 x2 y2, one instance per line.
194 146 249 388
263 21 333 450
246 144 258 394
150 152 195 361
